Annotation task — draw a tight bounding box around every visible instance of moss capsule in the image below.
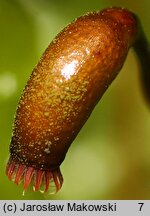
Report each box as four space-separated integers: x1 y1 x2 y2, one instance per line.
6 7 145 193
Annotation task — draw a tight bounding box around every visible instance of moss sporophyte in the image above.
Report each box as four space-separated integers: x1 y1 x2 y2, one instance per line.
6 7 150 194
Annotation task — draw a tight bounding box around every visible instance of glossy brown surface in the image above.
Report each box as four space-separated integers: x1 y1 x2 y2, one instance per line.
9 8 138 171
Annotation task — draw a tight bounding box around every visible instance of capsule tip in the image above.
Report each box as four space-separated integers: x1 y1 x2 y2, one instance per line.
6 157 63 194
101 7 138 46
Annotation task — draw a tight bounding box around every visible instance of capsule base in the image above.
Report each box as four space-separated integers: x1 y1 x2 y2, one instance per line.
6 157 63 194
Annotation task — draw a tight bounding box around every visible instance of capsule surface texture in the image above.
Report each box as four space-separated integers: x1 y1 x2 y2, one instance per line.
6 7 138 193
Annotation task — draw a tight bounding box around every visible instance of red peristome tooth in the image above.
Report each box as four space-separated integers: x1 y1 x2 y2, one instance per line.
34 170 43 191
15 164 25 185
6 158 12 175
45 171 51 193
23 167 34 190
58 171 63 186
53 171 61 192
7 160 16 180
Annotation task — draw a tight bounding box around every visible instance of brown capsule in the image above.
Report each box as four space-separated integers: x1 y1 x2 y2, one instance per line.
6 7 141 193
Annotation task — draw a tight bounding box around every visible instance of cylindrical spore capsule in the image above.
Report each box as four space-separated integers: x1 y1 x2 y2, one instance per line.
6 7 139 193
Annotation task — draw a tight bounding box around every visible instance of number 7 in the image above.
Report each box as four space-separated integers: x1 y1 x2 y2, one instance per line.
138 203 144 211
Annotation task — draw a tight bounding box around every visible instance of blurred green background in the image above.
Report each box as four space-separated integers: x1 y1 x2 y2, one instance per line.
0 0 150 200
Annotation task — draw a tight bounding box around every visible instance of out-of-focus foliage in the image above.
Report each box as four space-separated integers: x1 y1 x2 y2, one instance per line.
0 0 150 199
